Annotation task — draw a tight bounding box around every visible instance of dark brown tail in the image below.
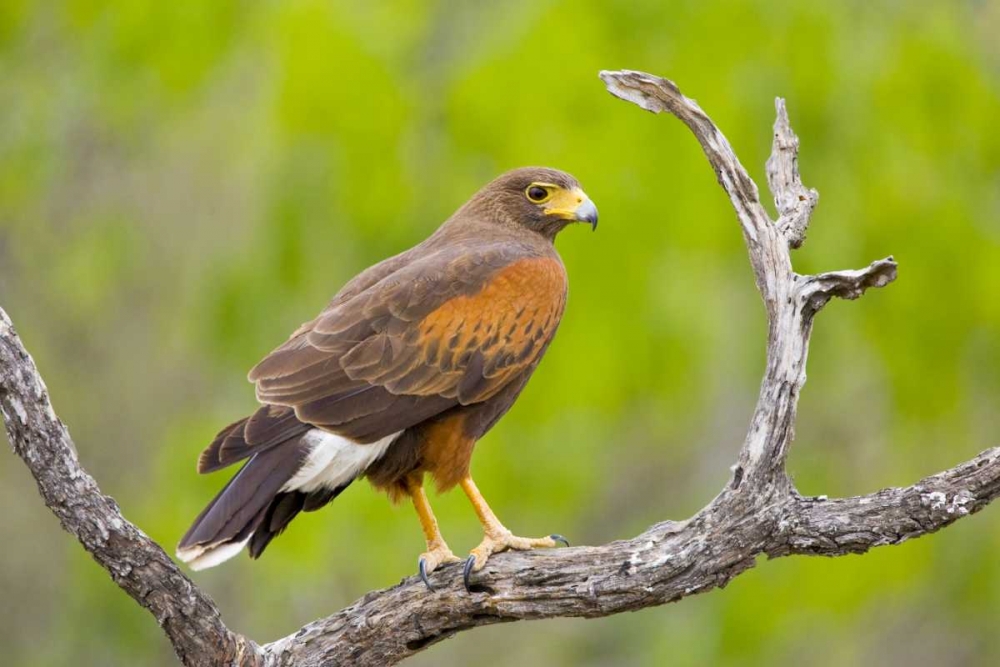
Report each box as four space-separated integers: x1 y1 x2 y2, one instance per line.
176 411 350 570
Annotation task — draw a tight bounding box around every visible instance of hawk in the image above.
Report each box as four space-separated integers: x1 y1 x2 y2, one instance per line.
177 167 598 589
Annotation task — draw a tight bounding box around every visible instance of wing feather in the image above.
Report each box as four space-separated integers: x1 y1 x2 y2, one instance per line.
248 242 566 443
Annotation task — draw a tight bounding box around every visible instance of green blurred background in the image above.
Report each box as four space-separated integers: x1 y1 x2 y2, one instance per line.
2 1 999 665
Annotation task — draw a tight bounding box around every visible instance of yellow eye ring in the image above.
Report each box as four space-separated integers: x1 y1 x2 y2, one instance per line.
525 184 552 203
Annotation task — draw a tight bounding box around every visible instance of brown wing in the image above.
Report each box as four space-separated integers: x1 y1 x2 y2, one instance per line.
248 243 567 442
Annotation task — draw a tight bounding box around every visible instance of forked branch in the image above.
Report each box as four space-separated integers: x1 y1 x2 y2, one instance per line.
2 70 997 667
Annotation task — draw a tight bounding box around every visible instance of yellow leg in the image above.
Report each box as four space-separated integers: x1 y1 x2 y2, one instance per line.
459 476 567 581
406 475 459 589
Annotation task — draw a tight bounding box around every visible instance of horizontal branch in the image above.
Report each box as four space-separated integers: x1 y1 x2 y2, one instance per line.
798 257 899 315
262 444 1000 666
775 447 1000 557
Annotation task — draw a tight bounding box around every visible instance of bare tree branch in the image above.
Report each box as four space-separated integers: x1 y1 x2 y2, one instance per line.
2 69 997 666
0 308 266 667
766 98 820 248
777 447 1000 557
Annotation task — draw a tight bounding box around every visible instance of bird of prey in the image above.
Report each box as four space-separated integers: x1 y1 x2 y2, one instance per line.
177 167 598 589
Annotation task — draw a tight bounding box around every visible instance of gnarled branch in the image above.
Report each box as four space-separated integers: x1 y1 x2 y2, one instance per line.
2 70 997 666
0 307 264 667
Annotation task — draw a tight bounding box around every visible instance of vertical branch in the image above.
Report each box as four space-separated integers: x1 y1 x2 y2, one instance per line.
599 69 894 493
600 70 804 490
766 98 820 249
598 70 790 310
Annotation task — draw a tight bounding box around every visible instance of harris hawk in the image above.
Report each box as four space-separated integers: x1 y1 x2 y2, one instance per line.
177 167 598 589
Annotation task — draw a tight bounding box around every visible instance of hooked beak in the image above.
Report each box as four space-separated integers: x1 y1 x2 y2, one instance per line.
575 197 599 230
544 187 599 231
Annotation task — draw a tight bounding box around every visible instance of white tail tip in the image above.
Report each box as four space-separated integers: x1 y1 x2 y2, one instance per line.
176 538 249 571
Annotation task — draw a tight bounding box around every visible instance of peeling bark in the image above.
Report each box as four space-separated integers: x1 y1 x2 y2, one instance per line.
2 69 997 666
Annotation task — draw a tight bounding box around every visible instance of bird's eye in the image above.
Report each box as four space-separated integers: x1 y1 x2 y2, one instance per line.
526 185 550 203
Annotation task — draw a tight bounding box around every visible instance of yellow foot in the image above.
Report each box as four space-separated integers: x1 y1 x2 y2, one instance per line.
463 531 569 590
417 544 461 591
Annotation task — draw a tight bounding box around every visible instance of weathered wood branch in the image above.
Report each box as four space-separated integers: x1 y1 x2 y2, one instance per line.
2 69 997 666
0 307 264 667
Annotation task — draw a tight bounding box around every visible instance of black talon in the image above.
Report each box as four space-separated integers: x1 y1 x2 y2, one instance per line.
462 555 476 592
418 557 435 591
550 534 570 547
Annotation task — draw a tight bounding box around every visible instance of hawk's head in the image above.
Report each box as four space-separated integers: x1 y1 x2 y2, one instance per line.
465 167 598 239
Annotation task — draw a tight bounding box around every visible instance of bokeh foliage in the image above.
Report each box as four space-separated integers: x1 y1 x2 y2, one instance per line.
1 1 998 665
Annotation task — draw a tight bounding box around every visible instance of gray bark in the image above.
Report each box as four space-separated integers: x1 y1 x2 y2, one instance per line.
2 69 997 667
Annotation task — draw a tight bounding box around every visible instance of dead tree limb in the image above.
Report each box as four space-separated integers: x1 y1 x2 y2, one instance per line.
0 306 265 667
2 69 998 667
